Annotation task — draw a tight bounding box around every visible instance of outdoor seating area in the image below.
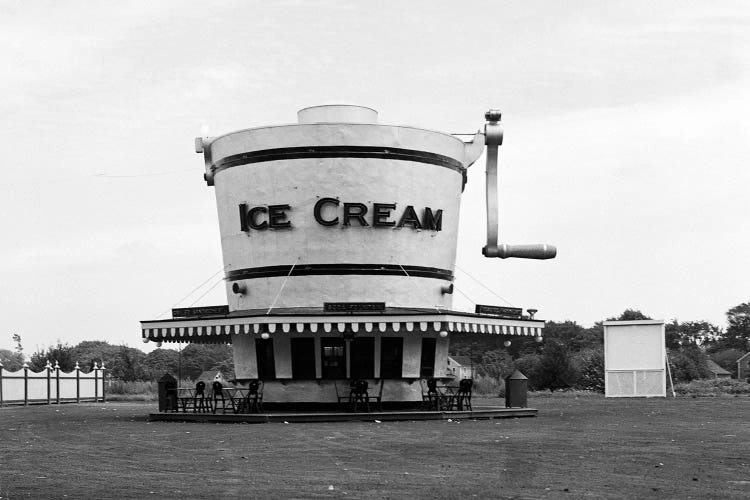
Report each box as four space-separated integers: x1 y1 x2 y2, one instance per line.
165 378 477 415
334 379 385 413
154 376 532 424
168 381 264 414
421 378 473 411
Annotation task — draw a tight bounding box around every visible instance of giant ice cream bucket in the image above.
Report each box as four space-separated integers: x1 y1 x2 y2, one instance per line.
198 105 484 312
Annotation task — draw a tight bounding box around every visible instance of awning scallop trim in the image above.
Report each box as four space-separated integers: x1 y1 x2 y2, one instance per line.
141 314 544 343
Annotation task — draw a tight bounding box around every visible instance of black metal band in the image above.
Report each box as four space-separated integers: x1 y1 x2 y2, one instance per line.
213 146 464 175
226 264 453 281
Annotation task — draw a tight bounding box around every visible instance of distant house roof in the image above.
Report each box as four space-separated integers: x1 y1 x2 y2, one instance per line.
706 359 731 376
448 355 472 367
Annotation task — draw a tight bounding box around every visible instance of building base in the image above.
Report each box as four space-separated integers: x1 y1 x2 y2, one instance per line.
148 406 537 424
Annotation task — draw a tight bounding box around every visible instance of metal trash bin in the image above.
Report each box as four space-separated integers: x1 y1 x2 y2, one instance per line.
504 370 528 408
157 373 178 412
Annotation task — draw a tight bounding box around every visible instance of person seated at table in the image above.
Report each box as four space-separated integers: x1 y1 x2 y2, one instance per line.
350 379 370 412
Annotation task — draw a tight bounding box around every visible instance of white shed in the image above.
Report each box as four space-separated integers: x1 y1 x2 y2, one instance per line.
603 320 666 398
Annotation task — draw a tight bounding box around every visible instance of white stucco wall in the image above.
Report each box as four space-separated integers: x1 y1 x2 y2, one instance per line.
231 328 450 402
435 336 450 377
233 335 258 379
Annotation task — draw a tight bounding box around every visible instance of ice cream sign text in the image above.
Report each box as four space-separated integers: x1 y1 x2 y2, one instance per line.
239 197 443 232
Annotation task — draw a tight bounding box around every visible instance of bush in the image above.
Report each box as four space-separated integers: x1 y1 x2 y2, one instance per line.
107 380 158 396
668 347 710 383
476 349 514 380
534 341 577 391
472 374 505 396
514 353 542 390
572 347 604 393
674 378 750 397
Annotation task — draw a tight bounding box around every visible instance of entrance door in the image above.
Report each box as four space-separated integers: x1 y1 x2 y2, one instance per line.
420 338 436 377
380 337 403 378
291 338 316 379
255 338 276 379
350 337 374 379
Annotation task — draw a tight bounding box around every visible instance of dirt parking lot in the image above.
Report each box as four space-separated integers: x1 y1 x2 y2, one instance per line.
0 394 748 499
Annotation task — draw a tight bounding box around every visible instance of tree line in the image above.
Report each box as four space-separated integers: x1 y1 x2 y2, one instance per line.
2 302 749 391
0 338 232 382
450 303 750 392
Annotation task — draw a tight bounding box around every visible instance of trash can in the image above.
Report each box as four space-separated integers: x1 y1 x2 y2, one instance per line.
505 370 528 408
158 373 178 412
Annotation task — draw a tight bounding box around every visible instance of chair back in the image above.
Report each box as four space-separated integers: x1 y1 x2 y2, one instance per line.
353 379 368 395
212 381 223 396
458 378 473 395
427 378 439 393
248 380 261 395
195 381 206 396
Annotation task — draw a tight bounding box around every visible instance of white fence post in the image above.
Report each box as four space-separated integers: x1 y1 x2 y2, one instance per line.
45 361 52 405
75 362 80 403
93 362 99 403
23 362 29 406
100 362 106 403
55 361 61 404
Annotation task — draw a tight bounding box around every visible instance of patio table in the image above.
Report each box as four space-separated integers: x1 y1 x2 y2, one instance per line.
438 384 459 410
221 388 249 413
177 388 196 412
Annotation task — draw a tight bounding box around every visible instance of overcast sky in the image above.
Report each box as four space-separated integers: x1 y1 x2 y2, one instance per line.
1 0 748 353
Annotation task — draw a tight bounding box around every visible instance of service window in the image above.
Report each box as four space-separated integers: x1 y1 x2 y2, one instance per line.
350 337 374 379
420 337 436 377
255 338 276 380
321 337 346 379
291 338 316 379
380 337 403 378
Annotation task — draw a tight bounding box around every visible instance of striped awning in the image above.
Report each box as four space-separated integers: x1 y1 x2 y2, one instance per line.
141 313 544 343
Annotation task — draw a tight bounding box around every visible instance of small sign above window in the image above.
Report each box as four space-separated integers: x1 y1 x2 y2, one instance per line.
474 305 523 318
172 305 230 318
324 302 386 313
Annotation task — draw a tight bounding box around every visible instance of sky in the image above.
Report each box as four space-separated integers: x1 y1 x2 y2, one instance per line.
1 0 748 353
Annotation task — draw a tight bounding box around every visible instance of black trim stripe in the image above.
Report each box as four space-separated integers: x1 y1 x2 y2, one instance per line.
213 146 464 175
226 264 453 282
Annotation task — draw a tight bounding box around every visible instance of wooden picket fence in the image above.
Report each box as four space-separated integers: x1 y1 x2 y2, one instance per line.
0 361 106 406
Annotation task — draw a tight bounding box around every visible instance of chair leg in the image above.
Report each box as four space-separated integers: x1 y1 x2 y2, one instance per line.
429 394 439 411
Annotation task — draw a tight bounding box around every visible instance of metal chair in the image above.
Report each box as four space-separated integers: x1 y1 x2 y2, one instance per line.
350 379 370 412
422 378 443 411
237 380 263 413
211 381 228 414
334 380 352 410
371 379 385 412
193 381 210 413
454 379 473 410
